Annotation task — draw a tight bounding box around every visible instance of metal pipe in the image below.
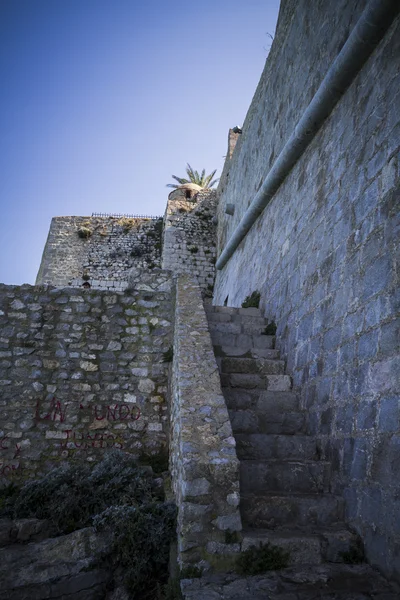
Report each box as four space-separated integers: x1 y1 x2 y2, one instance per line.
216 0 399 270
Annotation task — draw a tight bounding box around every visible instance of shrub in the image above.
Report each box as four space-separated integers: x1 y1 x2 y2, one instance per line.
163 346 174 363
236 542 290 575
0 452 176 599
77 226 92 239
117 217 137 233
340 540 365 564
4 451 161 533
94 502 177 597
241 291 261 308
263 321 277 335
180 565 203 579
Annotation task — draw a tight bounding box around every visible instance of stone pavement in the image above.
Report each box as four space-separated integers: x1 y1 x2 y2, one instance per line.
181 564 399 599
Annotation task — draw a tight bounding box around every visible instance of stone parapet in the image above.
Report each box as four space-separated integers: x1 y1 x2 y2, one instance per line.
170 275 242 571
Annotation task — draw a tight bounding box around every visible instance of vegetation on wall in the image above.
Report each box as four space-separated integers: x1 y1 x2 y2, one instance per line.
167 163 219 190
236 542 290 574
241 291 261 308
77 226 92 239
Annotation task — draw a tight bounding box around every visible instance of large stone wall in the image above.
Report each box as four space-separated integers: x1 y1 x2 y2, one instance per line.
0 277 172 482
162 190 217 296
36 216 163 290
214 0 400 580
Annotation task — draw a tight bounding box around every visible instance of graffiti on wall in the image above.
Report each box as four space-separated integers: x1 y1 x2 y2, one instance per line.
0 434 21 478
35 398 141 423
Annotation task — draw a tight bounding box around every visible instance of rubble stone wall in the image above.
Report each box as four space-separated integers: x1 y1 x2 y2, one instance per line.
162 191 217 296
170 275 241 570
36 216 163 290
0 276 172 483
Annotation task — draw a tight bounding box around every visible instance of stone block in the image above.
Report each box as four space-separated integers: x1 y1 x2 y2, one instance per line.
378 396 399 433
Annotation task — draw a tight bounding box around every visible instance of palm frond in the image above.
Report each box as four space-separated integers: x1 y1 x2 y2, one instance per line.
206 178 219 188
167 165 218 190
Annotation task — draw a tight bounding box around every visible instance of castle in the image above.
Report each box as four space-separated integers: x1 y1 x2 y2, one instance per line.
0 0 399 596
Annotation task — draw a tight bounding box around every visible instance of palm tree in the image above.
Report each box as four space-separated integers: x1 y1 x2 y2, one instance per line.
166 163 219 190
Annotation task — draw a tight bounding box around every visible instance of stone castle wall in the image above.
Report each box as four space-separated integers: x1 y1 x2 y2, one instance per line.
36 216 163 290
162 190 217 296
214 0 399 580
0 275 172 482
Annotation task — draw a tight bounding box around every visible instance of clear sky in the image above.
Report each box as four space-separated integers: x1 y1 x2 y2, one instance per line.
0 0 280 285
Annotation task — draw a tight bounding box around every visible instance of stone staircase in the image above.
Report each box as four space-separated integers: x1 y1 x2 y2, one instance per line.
205 304 357 567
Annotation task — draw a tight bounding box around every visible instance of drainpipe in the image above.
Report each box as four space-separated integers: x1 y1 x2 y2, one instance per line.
216 0 400 271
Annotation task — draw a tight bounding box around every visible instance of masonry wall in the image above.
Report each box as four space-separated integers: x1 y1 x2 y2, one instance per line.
36 216 163 290
0 278 172 482
214 0 400 580
162 190 217 296
170 276 241 570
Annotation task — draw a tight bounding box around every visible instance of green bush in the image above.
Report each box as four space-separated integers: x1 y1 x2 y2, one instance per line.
340 540 365 564
0 452 176 598
94 502 176 597
163 346 174 363
179 565 203 579
77 226 92 239
236 542 290 575
263 321 277 335
1 452 162 533
241 291 261 308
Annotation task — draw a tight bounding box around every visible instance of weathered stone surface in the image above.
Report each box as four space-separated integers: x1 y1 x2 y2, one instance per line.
162 191 217 295
213 0 400 580
0 527 111 599
0 281 172 481
181 564 400 599
170 276 242 569
36 216 163 290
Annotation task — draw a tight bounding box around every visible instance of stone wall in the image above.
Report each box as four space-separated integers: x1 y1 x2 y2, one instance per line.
36 216 163 290
214 0 400 580
170 275 241 570
0 277 172 482
162 190 217 296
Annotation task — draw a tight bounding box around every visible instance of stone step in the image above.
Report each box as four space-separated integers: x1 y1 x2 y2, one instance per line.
229 407 305 435
257 390 299 412
241 492 345 528
241 527 359 566
240 459 331 494
204 305 262 318
213 344 280 360
207 311 267 329
221 373 291 391
220 357 285 375
209 331 275 350
224 389 299 412
181 564 400 599
235 433 318 460
208 321 271 338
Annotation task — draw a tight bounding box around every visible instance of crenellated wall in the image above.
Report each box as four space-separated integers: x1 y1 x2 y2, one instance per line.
214 0 400 580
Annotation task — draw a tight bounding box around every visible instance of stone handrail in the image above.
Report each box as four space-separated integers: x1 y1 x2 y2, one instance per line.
170 275 242 571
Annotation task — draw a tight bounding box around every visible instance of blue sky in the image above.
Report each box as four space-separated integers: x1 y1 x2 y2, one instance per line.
0 0 280 285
